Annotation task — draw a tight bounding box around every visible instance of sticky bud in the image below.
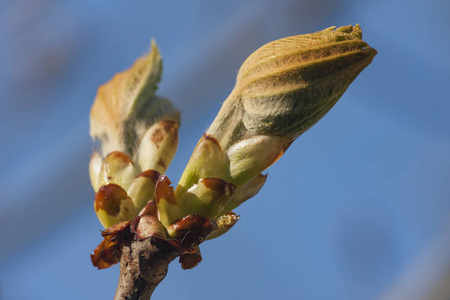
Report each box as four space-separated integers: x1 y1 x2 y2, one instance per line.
173 24 377 219
207 24 377 149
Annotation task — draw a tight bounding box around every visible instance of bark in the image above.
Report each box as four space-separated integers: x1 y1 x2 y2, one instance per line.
114 238 178 300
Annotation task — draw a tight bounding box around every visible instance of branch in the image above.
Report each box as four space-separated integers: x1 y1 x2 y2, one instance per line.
114 239 178 300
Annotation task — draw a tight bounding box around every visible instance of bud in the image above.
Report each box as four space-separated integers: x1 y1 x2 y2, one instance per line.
176 24 376 221
138 120 179 174
89 41 180 229
208 24 377 149
175 134 234 220
90 41 179 157
90 26 377 269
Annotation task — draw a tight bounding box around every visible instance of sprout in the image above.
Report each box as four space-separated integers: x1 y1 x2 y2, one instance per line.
175 24 377 225
89 25 376 270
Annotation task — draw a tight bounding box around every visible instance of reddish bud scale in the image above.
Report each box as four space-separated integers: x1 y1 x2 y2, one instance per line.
94 184 129 216
136 169 160 182
168 215 214 249
155 175 177 206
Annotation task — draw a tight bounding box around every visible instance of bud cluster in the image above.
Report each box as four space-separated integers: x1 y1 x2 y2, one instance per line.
89 25 376 270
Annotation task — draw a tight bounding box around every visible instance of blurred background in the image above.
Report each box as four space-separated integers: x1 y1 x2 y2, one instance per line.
1 0 449 299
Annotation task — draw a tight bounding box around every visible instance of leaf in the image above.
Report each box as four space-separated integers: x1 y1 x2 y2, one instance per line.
207 24 377 148
90 41 179 157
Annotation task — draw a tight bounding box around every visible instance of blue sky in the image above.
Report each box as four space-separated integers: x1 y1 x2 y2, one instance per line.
1 0 449 299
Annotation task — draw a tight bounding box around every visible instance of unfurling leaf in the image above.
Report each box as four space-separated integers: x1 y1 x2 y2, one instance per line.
89 42 180 229
207 24 377 149
90 41 179 158
176 24 377 222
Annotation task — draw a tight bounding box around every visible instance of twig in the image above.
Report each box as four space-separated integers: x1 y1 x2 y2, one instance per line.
114 239 178 300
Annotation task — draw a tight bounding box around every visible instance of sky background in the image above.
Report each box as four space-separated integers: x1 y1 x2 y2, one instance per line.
1 0 449 299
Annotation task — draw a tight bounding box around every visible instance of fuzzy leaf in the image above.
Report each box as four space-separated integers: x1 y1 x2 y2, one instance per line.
90 41 179 157
207 25 377 149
